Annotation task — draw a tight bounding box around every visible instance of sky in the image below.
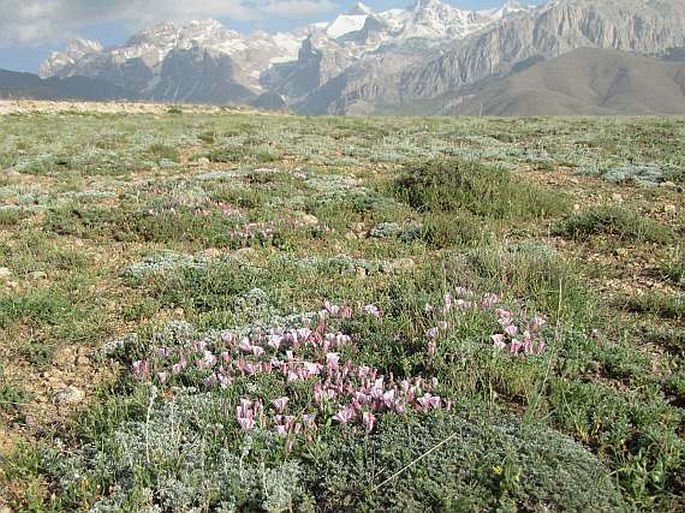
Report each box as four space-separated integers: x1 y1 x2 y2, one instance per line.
0 0 541 73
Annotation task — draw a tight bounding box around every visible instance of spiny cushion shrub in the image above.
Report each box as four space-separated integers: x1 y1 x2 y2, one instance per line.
552 206 673 244
309 411 626 512
43 390 313 512
391 159 569 219
549 380 684 503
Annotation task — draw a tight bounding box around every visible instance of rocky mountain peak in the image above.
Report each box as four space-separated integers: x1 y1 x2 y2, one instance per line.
65 37 103 56
346 2 375 16
35 0 685 113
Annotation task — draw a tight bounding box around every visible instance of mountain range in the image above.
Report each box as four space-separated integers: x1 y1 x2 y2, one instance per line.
2 0 684 115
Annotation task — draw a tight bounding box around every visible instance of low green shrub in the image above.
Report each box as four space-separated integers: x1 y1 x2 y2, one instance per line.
552 206 673 244
392 159 569 219
309 411 625 512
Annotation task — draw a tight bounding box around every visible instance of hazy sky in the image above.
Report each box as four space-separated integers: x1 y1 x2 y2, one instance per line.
0 0 541 73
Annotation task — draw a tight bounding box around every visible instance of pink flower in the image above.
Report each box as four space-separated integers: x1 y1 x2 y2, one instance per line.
157 346 170 358
302 413 317 430
333 405 356 424
236 398 255 431
221 331 235 344
444 293 453 312
192 340 207 352
272 396 289 413
530 316 547 331
510 339 523 354
496 309 514 326
267 334 283 350
132 360 149 379
323 300 340 316
362 411 377 433
238 337 252 353
491 334 507 349
244 363 260 375
481 293 500 309
302 361 322 377
157 371 168 384
382 389 396 408
197 350 217 370
455 287 472 297
426 327 439 339
417 393 441 410
504 325 519 337
238 418 255 431
251 345 265 357
297 328 312 342
326 352 340 370
171 358 187 375
217 372 232 388
363 304 381 318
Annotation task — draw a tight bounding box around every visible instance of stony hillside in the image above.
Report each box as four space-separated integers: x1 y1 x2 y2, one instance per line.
448 48 685 116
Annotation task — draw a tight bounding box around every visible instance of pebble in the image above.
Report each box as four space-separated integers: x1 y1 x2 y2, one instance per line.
196 157 210 165
664 204 676 214
299 214 319 226
76 355 91 367
384 257 416 273
0 267 11 279
236 247 256 258
28 271 48 280
53 386 85 406
199 248 223 259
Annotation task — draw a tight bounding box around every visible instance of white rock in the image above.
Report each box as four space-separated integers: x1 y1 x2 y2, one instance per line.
53 386 85 405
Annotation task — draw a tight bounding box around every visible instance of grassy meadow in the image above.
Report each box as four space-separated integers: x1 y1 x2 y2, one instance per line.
0 105 683 511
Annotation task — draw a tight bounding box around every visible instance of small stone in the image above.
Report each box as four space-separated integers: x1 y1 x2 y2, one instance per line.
0 267 11 279
383 257 416 273
199 248 223 259
53 386 85 406
236 247 256 258
299 214 319 226
28 271 48 280
664 204 676 214
196 157 210 165
660 181 677 189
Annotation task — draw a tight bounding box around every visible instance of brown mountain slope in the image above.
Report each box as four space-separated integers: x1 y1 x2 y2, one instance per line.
448 48 685 116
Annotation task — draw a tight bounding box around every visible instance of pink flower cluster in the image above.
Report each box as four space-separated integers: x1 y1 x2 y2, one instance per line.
131 301 446 438
490 308 546 356
228 222 275 245
424 287 548 357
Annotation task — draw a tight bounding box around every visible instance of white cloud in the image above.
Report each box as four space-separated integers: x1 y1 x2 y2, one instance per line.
0 0 339 46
